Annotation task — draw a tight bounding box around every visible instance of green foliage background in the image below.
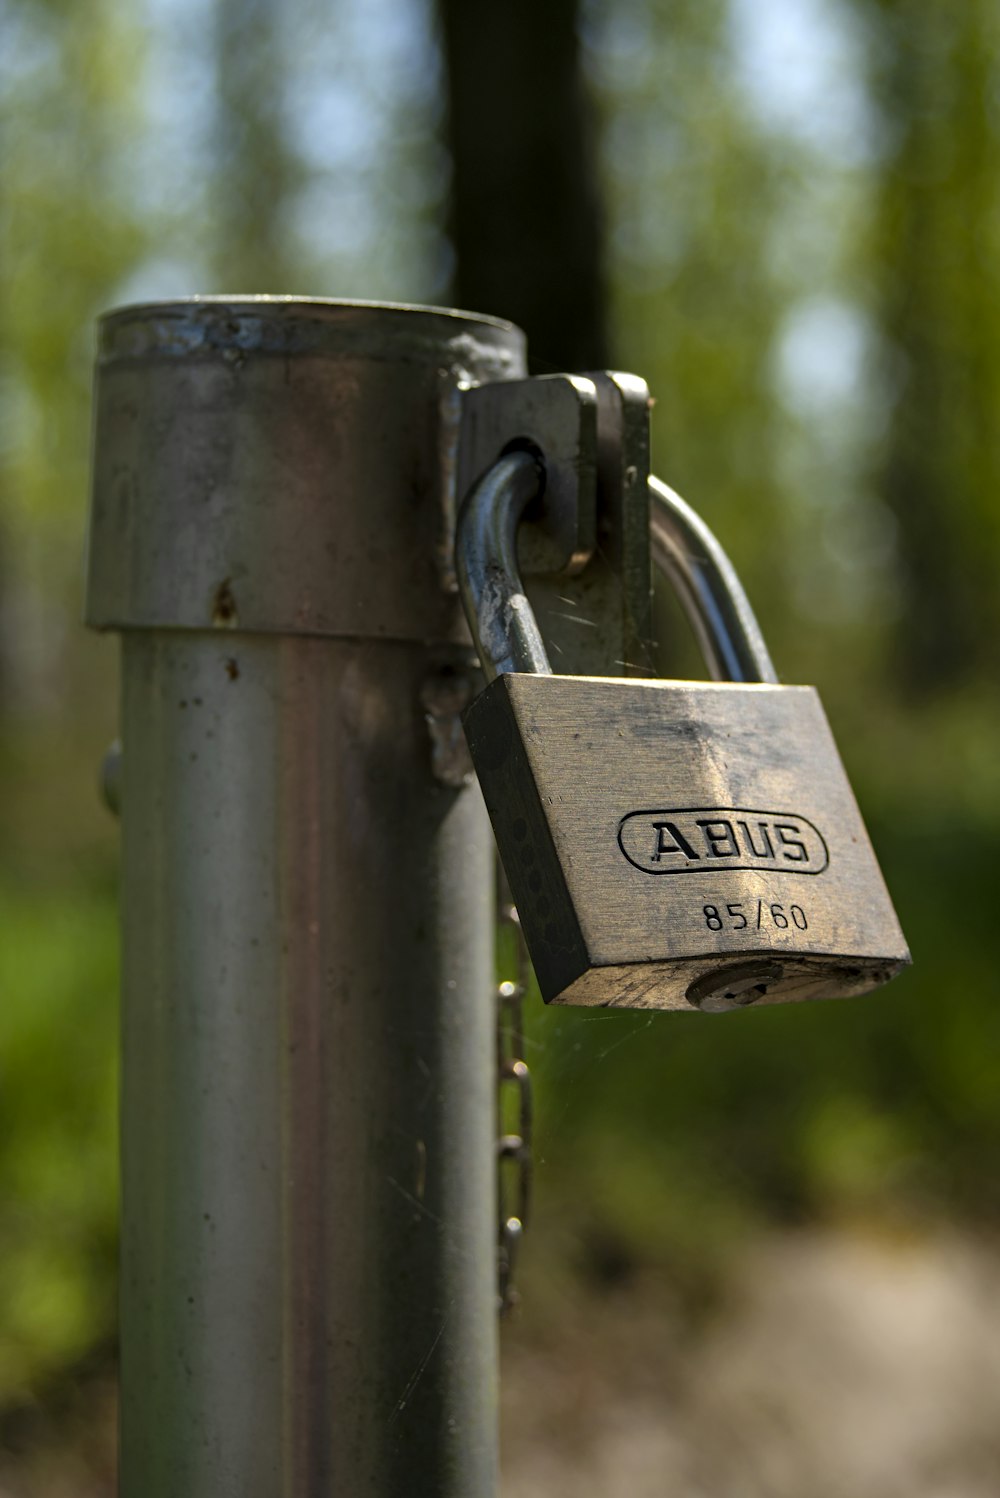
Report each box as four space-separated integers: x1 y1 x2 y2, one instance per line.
1 0 998 1398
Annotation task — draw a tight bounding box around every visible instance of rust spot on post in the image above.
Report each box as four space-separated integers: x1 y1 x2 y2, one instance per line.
212 579 238 628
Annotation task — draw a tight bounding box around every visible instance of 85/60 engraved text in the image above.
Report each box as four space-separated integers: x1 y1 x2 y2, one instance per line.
703 900 809 932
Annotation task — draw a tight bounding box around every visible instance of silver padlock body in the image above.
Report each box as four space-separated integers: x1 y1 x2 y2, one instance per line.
464 675 910 1011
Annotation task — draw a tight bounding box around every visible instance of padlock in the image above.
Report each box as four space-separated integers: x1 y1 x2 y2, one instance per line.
457 449 910 1013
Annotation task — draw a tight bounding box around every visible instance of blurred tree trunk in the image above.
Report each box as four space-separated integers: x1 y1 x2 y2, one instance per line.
212 0 301 291
438 0 609 371
861 0 1000 692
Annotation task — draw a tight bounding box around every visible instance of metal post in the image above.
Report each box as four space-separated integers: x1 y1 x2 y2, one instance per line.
85 299 527 1498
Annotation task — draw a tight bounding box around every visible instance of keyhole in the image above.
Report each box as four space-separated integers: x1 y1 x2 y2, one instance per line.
687 962 784 1013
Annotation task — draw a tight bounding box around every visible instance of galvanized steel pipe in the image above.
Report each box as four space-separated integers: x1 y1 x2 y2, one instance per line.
86 298 526 1498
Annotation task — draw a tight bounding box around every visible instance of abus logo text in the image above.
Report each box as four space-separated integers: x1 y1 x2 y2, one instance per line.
617 807 829 876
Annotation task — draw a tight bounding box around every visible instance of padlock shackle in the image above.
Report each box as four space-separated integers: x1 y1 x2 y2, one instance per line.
456 449 554 683
457 450 778 687
649 476 779 686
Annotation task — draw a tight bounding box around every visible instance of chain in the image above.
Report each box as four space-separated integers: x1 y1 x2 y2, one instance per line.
496 859 533 1316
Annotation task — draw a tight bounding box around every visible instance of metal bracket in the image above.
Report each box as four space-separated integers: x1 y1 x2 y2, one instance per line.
457 369 655 677
457 374 599 577
585 370 656 675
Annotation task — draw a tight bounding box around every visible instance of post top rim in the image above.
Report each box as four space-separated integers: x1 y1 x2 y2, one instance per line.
96 296 527 367
99 294 522 336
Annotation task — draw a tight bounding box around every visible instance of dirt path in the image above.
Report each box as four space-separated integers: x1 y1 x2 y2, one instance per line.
501 1228 1000 1498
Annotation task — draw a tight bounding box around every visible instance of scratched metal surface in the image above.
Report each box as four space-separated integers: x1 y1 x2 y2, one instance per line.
465 674 909 1011
118 633 496 1497
90 302 503 1498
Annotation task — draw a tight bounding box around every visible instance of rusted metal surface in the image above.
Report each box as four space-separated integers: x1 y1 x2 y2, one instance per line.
87 297 525 644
